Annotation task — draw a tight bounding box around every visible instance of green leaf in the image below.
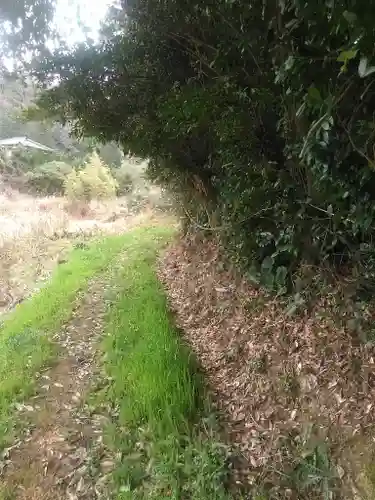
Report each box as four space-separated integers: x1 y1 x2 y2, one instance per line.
359 57 368 77
285 18 298 29
343 11 357 25
275 266 288 285
358 57 375 78
296 102 306 118
364 67 375 77
308 86 322 102
337 49 357 63
337 49 358 73
261 256 274 272
284 56 294 71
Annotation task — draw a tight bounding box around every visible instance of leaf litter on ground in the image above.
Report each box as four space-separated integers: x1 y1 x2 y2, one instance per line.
159 233 375 499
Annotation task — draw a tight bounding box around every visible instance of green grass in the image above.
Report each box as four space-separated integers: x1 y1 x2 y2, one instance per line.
0 234 128 446
100 226 234 499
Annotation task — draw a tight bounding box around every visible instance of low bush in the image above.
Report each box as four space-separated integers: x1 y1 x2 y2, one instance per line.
112 155 149 196
112 166 133 196
65 152 118 204
25 161 72 195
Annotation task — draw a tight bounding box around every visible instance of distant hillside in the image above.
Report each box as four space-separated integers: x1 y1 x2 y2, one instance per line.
0 74 122 166
0 77 83 154
0 75 123 195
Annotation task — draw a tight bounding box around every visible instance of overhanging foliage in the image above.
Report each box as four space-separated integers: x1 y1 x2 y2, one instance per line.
0 0 55 58
29 0 375 292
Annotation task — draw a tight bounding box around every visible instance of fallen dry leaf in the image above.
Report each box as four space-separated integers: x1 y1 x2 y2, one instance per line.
159 234 375 498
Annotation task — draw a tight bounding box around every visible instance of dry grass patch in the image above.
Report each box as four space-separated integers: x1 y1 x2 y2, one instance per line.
0 186 166 313
0 196 69 312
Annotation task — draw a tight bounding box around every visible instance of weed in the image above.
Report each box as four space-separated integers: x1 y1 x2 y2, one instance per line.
0 486 16 500
99 227 234 499
291 444 336 499
248 353 268 374
0 234 128 448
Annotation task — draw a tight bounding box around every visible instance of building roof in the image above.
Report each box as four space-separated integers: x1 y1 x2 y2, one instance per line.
0 136 56 152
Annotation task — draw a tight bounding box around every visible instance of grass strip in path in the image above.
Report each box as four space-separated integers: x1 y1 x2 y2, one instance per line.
100 226 234 499
0 234 129 447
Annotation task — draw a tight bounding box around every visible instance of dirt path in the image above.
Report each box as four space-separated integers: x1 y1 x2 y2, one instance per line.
0 272 116 499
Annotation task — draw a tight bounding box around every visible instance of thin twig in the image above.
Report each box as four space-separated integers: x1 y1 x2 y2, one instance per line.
215 9 263 75
182 206 273 232
342 124 375 168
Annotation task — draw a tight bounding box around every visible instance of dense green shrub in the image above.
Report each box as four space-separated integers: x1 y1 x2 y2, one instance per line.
31 0 375 292
25 161 72 195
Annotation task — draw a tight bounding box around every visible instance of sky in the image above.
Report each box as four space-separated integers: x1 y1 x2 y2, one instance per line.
53 0 112 45
1 0 112 71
